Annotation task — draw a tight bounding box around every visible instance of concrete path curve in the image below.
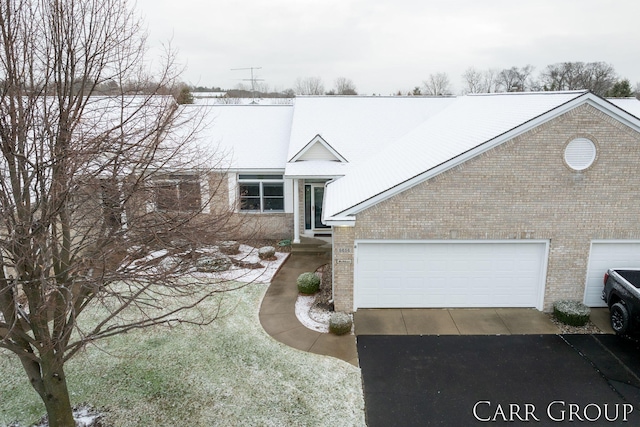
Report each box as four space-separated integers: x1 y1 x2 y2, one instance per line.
259 253 359 367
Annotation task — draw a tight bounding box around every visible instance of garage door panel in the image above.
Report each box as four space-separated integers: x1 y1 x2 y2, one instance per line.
355 241 547 309
584 242 640 307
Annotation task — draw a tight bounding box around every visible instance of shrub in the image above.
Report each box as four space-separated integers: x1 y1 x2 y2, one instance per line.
219 241 240 255
297 272 320 294
329 312 352 335
553 300 591 327
196 253 231 272
258 246 276 260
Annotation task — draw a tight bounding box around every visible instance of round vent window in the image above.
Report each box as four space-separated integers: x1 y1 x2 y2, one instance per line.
564 138 596 171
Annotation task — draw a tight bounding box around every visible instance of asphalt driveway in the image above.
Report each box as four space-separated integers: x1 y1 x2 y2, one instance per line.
358 334 640 426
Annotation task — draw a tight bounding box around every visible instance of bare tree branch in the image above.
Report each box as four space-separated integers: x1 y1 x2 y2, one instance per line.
422 72 452 96
0 1 245 425
294 76 325 95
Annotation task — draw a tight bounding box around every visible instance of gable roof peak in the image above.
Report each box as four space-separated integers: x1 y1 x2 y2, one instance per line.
290 134 348 163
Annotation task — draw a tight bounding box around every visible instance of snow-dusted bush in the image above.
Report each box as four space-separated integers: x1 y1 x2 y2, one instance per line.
329 312 352 335
219 241 240 255
297 272 320 294
258 246 276 260
196 253 231 272
553 300 591 327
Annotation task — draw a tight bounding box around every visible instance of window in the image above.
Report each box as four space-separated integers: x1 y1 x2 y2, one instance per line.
100 180 123 227
154 174 202 212
238 174 284 212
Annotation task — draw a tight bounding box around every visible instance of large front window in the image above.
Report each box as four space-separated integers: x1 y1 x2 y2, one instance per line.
154 174 202 212
238 174 284 212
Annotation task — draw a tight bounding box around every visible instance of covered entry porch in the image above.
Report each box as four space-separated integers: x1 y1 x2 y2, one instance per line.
290 178 333 244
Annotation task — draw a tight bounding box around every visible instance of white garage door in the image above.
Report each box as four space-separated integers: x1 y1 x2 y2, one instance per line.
354 241 548 310
584 241 640 307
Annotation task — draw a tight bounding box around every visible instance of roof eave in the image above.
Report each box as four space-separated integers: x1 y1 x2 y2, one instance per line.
331 91 639 219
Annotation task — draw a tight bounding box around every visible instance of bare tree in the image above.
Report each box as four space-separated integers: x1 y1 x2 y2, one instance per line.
461 67 501 94
496 65 535 92
461 67 485 94
0 1 242 425
539 62 617 96
294 76 325 95
332 77 358 95
422 72 452 96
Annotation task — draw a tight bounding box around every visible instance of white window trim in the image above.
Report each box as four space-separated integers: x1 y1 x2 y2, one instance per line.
238 174 285 213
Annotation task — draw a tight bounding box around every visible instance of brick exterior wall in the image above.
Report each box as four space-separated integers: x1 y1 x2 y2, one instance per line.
333 104 640 312
206 172 293 240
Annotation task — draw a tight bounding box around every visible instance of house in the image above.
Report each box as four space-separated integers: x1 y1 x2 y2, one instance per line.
190 91 640 313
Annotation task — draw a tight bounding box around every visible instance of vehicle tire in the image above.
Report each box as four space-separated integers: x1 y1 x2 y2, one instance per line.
610 302 630 335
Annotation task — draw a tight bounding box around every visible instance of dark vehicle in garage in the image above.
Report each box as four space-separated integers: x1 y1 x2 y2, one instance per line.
603 268 640 334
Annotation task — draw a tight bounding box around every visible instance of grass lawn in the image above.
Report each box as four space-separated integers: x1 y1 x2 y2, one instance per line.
0 282 366 426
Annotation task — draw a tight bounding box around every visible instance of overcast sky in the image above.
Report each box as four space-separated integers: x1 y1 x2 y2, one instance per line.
135 0 640 95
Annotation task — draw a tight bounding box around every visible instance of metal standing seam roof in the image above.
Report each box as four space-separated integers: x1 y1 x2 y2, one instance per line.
287 96 456 163
187 93 640 221
606 98 640 120
195 104 294 170
323 91 593 220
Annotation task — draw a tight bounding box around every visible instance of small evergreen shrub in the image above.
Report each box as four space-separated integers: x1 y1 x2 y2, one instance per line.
297 272 320 294
329 312 352 335
553 300 591 327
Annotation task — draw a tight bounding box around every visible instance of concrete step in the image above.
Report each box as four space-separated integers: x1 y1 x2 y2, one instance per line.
291 243 332 256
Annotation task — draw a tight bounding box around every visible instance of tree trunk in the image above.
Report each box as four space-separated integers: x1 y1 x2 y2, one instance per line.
32 360 76 427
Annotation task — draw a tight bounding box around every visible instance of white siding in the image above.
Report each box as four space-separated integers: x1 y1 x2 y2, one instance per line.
298 142 340 161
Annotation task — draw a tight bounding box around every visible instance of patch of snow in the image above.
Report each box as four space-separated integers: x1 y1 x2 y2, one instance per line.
31 405 102 427
295 294 329 333
124 244 289 283
191 244 288 283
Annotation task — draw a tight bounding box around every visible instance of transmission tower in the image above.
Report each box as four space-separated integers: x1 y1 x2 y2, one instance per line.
231 67 264 103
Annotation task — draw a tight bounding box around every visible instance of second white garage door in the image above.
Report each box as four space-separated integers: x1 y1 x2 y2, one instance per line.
584 241 640 307
354 240 548 310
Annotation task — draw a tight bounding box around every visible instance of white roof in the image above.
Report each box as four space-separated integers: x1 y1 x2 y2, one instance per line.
606 97 640 119
194 104 293 170
192 93 640 222
323 91 591 219
287 96 455 163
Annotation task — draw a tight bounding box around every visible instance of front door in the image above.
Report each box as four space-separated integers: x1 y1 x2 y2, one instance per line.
305 184 330 231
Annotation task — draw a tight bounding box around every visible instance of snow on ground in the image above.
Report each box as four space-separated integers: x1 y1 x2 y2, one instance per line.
128 244 288 283
0 282 366 427
31 405 102 427
295 294 330 333
193 244 289 283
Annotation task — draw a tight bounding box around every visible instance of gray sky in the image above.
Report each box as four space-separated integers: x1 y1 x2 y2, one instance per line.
136 0 640 95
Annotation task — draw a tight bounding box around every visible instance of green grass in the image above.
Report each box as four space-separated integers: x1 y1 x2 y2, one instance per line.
0 283 366 426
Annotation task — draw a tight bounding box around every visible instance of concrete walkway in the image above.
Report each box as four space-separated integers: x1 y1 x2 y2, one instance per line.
354 307 614 335
260 252 614 367
259 253 359 367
